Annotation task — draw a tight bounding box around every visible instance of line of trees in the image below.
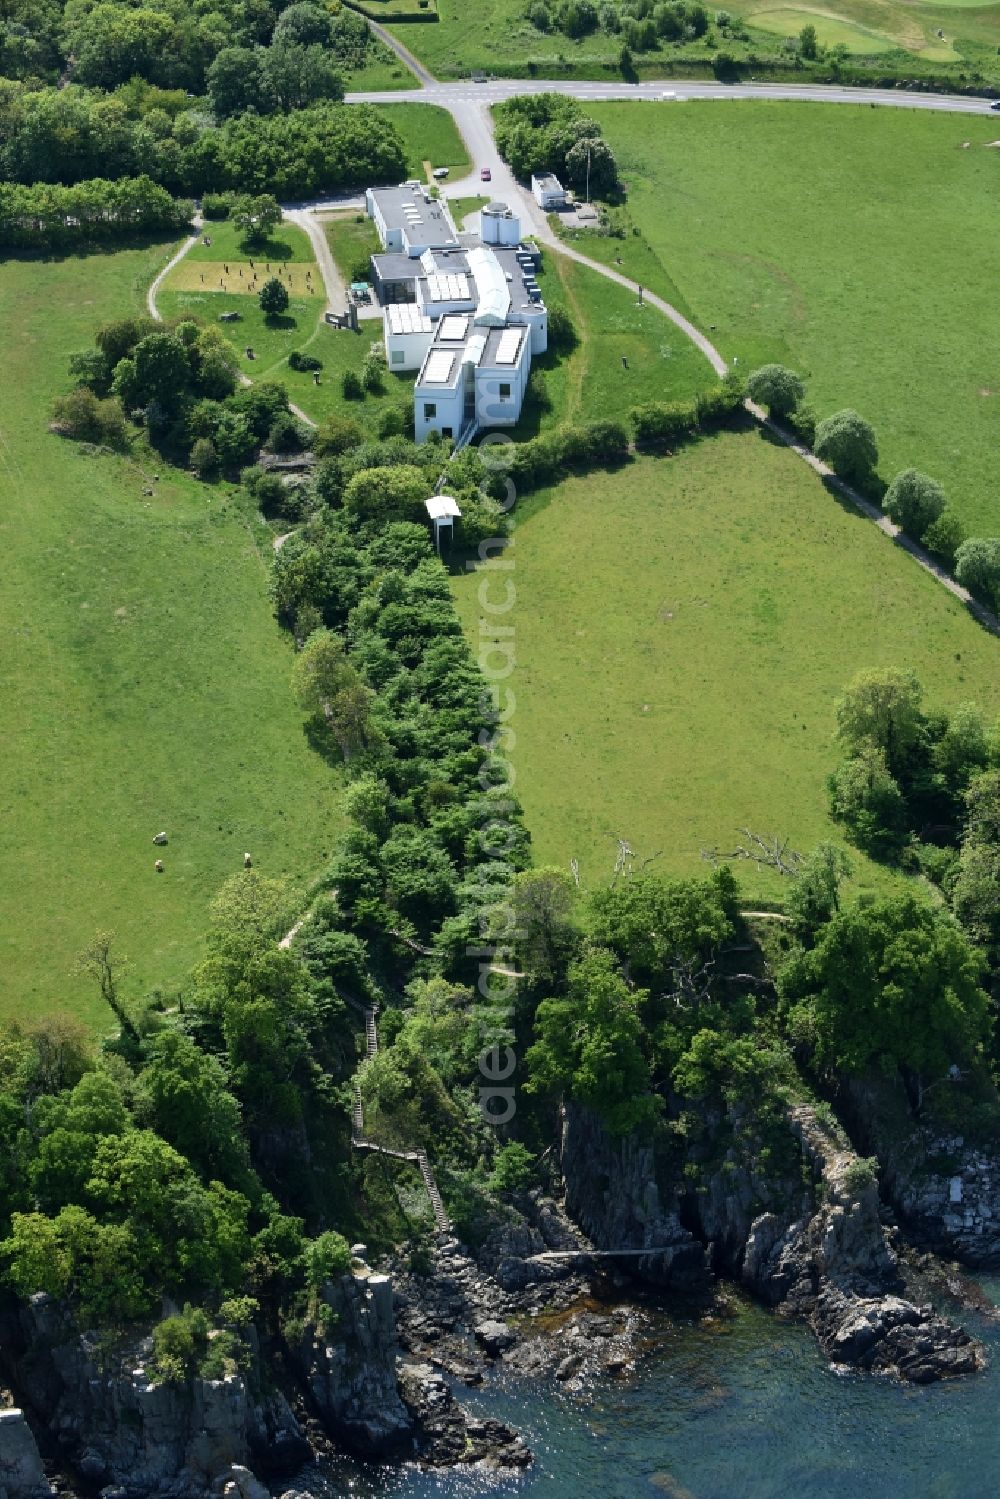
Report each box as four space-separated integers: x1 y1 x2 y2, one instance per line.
746 363 999 605
0 174 192 249
0 87 408 199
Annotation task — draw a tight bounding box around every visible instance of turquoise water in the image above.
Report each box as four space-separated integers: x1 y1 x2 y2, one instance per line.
304 1284 1000 1499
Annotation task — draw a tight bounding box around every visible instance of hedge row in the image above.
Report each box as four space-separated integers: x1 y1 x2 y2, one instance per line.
0 175 192 249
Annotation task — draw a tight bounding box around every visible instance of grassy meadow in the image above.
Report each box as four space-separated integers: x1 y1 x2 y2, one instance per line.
383 0 1000 75
451 430 1000 898
376 102 471 177
584 101 1000 534
533 249 716 428
0 243 345 1029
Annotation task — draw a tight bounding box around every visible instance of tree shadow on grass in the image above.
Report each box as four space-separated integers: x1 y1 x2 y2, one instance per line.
0 229 194 265
238 233 301 263
263 313 298 332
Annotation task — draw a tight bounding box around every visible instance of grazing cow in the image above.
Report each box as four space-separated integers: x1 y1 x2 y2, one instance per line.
154 859 164 873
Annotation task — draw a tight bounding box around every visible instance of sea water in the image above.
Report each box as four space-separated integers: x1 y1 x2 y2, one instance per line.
298 1282 1000 1499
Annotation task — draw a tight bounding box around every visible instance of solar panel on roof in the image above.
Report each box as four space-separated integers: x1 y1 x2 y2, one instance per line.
495 329 522 365
439 314 469 341
424 350 455 384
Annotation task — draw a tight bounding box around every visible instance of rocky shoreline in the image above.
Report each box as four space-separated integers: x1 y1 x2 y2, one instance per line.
3 1102 997 1499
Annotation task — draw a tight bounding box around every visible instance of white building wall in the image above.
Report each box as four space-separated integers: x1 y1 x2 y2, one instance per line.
414 380 465 443
474 339 531 428
385 325 435 372
479 208 521 247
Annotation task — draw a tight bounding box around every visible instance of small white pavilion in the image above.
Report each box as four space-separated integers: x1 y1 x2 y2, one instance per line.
425 494 462 553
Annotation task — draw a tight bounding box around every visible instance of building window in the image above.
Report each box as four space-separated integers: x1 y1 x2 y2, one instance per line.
499 382 511 400
391 350 405 365
442 427 453 439
423 403 437 420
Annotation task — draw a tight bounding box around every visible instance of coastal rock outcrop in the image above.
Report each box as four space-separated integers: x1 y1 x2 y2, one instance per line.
558 1103 710 1289
842 1073 1000 1267
558 1100 984 1383
289 1268 413 1457
0 1407 53 1499
4 1293 305 1497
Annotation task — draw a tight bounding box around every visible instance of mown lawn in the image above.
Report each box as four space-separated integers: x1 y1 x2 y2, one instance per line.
528 247 716 430
588 101 1000 535
0 243 345 1029
375 102 471 177
450 430 1000 899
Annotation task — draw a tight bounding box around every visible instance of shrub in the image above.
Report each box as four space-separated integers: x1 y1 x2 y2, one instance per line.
288 349 323 372
341 369 364 400
268 412 305 453
582 418 629 463
547 304 577 351
361 346 385 394
695 373 745 429
151 1305 210 1384
190 437 217 476
51 388 128 448
630 400 697 446
955 537 1000 604
843 1156 879 1194
882 469 945 539
304 1230 352 1289
746 363 805 420
201 193 231 220
814 409 878 483
922 508 966 568
786 403 817 446
315 413 365 455
488 1141 535 1195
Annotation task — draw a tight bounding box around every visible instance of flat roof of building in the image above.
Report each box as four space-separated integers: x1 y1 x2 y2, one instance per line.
492 247 545 315
371 185 459 249
421 348 460 386
481 324 526 369
439 313 471 341
386 304 433 335
371 251 420 283
531 172 563 191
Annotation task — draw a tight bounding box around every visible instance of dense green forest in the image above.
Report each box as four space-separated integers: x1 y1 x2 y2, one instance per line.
0 1 408 208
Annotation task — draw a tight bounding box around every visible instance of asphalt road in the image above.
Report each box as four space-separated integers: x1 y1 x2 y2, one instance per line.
347 76 1000 115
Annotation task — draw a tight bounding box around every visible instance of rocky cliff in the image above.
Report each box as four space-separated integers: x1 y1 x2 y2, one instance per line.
3 1293 307 1497
289 1265 413 1457
558 1100 983 1383
0 1408 53 1499
842 1073 1000 1267
559 1103 710 1289
1 1255 535 1498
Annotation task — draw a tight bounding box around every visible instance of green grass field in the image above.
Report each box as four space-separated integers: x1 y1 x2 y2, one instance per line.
384 0 1000 74
0 243 345 1028
376 102 471 177
532 249 716 428
451 430 1000 898
587 101 1000 535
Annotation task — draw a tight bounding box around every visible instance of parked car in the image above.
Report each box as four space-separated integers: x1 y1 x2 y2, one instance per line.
432 166 449 179
991 99 1000 110
480 166 492 181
